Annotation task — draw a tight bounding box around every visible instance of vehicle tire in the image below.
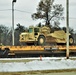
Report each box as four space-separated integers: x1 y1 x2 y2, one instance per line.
38 36 45 46
69 36 74 45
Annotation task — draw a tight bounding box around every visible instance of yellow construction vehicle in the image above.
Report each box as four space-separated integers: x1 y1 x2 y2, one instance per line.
19 26 74 45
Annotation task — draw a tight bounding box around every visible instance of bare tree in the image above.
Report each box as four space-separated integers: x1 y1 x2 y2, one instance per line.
0 25 10 45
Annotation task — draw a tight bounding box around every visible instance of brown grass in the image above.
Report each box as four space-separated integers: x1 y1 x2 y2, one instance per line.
0 69 76 75
0 59 34 63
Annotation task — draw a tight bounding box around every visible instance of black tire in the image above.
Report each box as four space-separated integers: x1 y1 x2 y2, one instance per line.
69 36 74 45
38 36 45 46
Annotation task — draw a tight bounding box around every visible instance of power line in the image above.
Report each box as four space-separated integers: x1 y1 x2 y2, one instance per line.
0 9 76 20
69 17 76 19
0 9 11 11
15 9 32 14
64 17 76 20
0 9 32 14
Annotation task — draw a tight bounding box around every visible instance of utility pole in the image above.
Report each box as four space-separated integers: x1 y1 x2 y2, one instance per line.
12 0 17 46
66 0 69 59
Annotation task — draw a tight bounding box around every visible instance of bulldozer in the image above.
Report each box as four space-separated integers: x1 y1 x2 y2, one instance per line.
19 26 74 45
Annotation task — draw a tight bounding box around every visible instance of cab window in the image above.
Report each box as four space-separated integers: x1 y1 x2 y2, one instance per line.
34 28 39 32
29 28 33 33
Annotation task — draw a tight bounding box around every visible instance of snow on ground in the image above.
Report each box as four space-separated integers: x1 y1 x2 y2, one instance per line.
0 57 76 72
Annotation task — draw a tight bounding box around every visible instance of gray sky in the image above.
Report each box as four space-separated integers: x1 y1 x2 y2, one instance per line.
0 0 76 30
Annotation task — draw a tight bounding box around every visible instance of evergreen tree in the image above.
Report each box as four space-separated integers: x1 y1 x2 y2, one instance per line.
32 0 64 27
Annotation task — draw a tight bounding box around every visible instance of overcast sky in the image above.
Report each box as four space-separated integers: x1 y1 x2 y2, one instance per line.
0 0 76 30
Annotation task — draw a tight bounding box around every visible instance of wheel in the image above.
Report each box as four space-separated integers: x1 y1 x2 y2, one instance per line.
38 36 45 45
69 36 74 45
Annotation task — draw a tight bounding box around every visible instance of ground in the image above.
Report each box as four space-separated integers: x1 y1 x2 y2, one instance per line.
0 57 76 75
0 70 76 75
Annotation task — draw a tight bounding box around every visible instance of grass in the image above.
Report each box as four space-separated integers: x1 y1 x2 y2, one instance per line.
0 59 34 63
0 69 76 75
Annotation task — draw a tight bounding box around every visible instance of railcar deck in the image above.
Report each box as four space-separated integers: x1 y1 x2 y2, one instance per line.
0 45 76 57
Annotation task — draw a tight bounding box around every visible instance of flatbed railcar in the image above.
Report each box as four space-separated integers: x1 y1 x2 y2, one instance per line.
0 45 76 57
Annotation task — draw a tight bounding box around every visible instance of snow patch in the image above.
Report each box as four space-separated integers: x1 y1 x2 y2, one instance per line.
0 58 76 72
